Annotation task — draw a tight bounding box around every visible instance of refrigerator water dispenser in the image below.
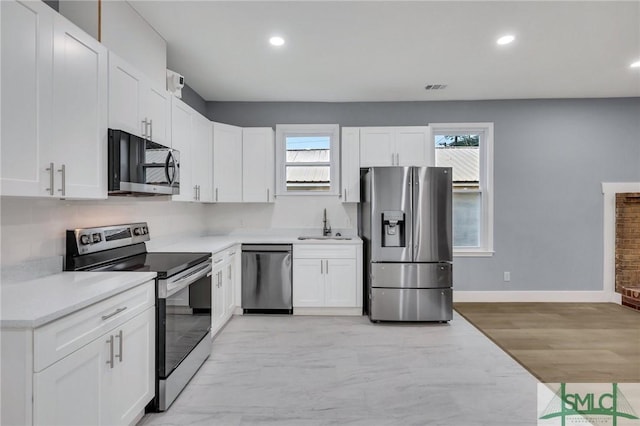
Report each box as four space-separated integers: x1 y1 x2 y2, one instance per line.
382 211 405 247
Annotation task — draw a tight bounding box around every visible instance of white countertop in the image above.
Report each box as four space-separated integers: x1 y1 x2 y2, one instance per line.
155 233 362 253
0 232 360 328
0 271 157 329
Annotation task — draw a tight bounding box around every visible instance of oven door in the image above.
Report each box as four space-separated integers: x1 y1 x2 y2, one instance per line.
157 260 212 380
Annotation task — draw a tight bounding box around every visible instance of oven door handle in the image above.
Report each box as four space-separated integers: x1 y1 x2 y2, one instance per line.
161 261 212 299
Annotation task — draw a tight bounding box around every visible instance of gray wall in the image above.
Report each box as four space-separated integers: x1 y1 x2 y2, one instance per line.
181 84 208 117
207 98 640 291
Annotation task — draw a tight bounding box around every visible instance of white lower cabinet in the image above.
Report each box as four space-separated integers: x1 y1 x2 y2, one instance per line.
292 245 361 309
2 281 155 426
33 307 154 426
211 245 241 337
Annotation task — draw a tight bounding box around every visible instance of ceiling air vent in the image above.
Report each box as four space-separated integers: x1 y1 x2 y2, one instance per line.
425 84 447 90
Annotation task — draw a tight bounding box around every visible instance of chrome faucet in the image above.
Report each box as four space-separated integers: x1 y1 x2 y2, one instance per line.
322 208 332 236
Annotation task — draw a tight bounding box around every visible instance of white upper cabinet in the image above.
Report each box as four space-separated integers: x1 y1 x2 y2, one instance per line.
242 127 275 203
213 122 243 203
52 14 108 199
395 127 432 166
144 84 171 146
108 52 171 146
1 0 54 197
191 114 213 202
171 98 194 202
359 126 432 167
171 97 212 203
1 2 108 199
359 127 395 167
341 127 360 203
108 52 144 136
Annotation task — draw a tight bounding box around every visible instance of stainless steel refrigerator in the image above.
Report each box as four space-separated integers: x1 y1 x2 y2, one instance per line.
359 167 453 322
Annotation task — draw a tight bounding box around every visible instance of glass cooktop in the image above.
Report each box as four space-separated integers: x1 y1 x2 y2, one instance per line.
91 252 210 279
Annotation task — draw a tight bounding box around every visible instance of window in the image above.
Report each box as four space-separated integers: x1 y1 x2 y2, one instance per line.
431 123 494 256
275 124 340 195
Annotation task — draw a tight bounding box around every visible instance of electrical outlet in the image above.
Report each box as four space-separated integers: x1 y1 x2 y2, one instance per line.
503 271 511 282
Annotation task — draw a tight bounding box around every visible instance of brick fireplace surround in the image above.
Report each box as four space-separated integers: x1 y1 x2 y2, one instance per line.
616 193 640 311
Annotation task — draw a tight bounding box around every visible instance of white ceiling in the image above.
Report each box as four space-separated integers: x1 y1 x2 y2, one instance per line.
129 1 640 102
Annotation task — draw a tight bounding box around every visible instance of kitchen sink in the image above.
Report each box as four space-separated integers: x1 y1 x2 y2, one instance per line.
297 236 353 240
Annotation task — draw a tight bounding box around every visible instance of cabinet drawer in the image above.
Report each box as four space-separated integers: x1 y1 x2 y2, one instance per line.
294 244 356 259
34 281 154 372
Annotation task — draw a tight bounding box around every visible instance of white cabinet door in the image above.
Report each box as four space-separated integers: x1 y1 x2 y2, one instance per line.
325 259 357 307
242 127 275 203
192 114 213 202
111 308 154 426
33 330 109 426
226 252 237 314
395 126 431 167
231 246 242 309
52 14 108 199
144 84 171 146
292 259 324 307
341 127 360 203
360 127 394 167
108 52 144 137
1 0 54 197
213 122 243 202
171 98 194 202
211 265 226 335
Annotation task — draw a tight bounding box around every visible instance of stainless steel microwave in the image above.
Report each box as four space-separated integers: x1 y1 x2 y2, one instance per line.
108 129 180 196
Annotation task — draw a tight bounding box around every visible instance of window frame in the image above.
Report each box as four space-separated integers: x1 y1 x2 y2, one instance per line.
275 124 340 196
430 122 494 257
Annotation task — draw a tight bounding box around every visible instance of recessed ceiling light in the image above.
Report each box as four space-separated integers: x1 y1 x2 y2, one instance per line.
496 35 515 45
631 60 640 68
269 36 285 47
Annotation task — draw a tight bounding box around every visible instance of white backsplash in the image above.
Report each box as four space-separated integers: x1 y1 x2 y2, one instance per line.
0 197 208 267
0 195 358 270
204 196 357 232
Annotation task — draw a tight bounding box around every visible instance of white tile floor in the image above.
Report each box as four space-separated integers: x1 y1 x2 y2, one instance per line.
140 313 538 426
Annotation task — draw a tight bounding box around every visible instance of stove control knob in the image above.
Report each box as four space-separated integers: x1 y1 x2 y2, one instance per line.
80 234 91 245
142 226 148 235
133 227 142 236
92 233 102 243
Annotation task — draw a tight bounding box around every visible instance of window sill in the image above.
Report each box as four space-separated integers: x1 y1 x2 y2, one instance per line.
453 250 494 258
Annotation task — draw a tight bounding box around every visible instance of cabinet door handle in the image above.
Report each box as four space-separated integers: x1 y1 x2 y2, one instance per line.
396 153 400 165
344 188 347 200
141 119 147 138
57 164 66 196
228 264 232 280
115 330 123 363
267 188 270 202
101 306 127 320
325 260 329 274
320 260 323 274
149 119 153 141
215 188 218 202
45 162 54 195
106 335 114 368
197 185 201 201
391 153 394 165
194 185 198 200
214 258 224 264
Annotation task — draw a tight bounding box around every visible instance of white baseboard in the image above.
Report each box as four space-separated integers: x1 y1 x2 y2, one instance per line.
453 291 616 303
293 307 362 316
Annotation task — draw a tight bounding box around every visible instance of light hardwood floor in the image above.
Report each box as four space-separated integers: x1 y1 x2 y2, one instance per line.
454 303 640 383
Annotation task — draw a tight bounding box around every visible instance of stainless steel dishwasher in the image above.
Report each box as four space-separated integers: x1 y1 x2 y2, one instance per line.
241 244 293 314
